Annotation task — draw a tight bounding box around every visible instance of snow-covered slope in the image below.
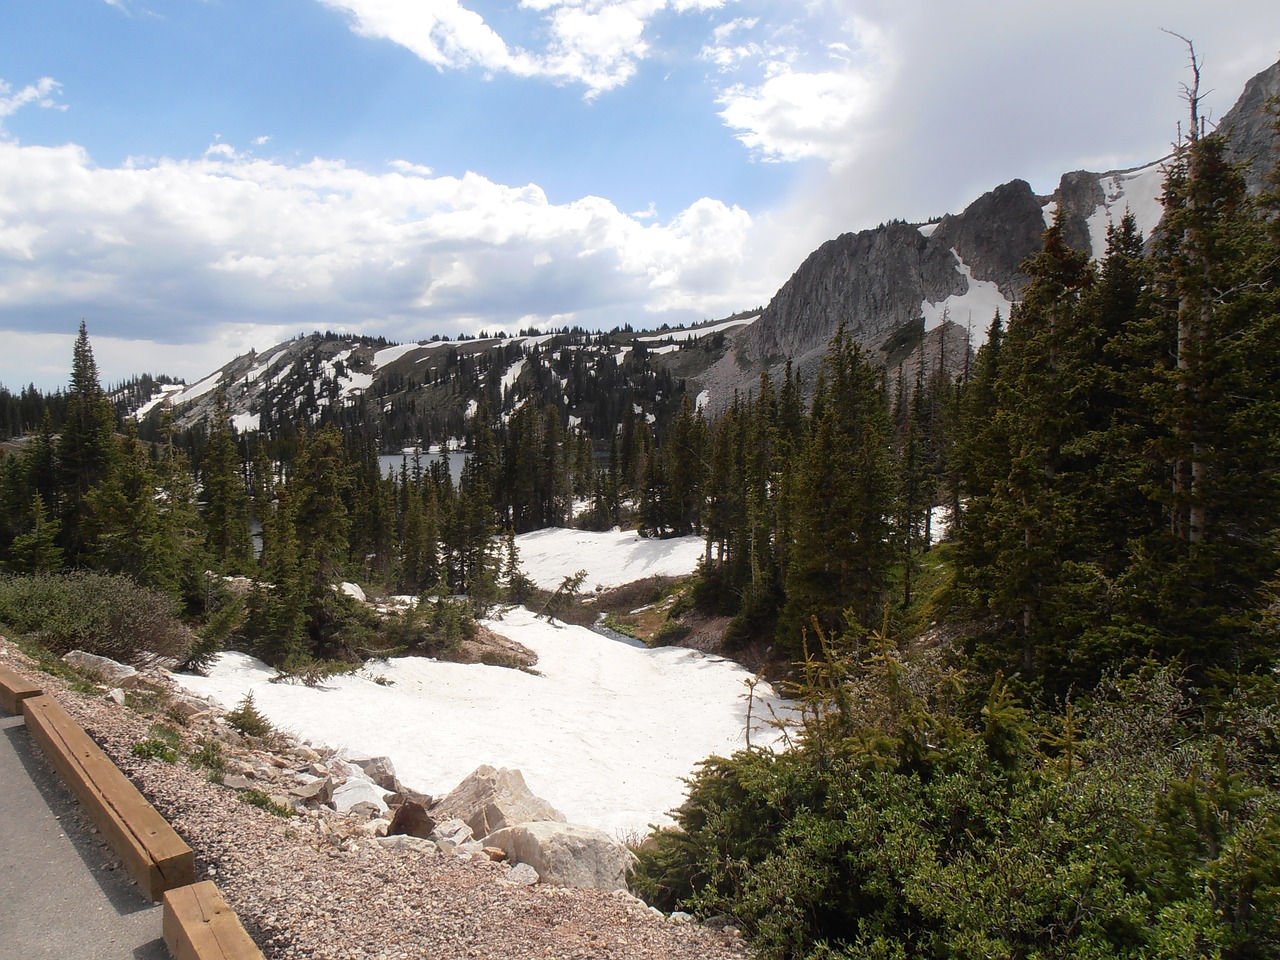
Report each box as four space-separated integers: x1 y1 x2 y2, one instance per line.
514 527 707 592
174 606 785 837
1085 160 1168 259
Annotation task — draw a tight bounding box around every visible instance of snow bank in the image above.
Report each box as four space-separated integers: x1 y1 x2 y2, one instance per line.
1086 161 1167 260
636 316 758 344
173 606 784 836
514 527 706 592
920 248 1012 349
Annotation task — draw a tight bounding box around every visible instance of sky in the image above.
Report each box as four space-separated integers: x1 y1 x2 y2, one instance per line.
2 1 1279 392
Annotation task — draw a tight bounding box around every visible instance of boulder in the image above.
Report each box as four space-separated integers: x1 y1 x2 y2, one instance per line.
482 822 634 892
331 778 390 815
349 756 398 791
387 800 434 839
63 651 137 686
505 862 540 886
375 835 437 855
288 778 333 805
431 765 565 839
430 818 474 845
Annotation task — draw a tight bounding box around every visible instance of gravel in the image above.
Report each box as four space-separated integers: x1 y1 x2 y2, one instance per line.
0 640 751 960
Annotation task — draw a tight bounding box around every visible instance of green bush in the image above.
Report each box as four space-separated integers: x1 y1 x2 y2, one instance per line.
631 638 1280 960
0 571 195 664
224 691 273 739
189 738 226 780
238 789 293 818
131 739 178 763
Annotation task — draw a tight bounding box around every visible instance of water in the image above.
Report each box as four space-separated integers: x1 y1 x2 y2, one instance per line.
378 450 466 484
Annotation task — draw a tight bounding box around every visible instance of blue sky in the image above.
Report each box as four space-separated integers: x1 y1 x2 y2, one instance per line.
3 0 1280 391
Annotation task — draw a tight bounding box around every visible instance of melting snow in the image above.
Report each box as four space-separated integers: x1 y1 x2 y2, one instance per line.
1086 160 1167 260
1041 200 1058 229
372 343 421 369
514 527 706 593
695 390 710 412
174 371 223 406
173 606 784 837
132 383 185 421
637 316 758 344
920 248 1012 349
918 222 940 238
230 412 257 433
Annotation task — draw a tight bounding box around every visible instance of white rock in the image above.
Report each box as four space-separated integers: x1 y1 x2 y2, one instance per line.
505 862 540 886
483 822 634 892
375 835 437 855
339 582 367 602
331 778 390 815
63 651 137 686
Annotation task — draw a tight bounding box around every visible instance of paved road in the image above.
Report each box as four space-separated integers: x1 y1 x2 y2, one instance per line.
0 711 168 960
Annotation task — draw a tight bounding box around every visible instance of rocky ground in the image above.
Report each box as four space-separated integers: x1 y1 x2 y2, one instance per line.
0 638 751 960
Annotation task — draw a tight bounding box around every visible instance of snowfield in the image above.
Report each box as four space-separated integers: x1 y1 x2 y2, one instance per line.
173 606 786 838
513 527 707 592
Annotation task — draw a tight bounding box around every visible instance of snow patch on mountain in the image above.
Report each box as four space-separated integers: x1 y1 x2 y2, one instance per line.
514 527 706 593
920 249 1012 349
637 316 757 344
1086 160 1167 259
174 371 223 406
231 412 257 433
132 383 185 421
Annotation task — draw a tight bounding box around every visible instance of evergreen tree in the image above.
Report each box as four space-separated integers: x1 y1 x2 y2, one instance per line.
58 322 118 560
201 390 252 572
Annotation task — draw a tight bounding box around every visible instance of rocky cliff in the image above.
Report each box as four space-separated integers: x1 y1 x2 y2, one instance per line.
702 56 1280 405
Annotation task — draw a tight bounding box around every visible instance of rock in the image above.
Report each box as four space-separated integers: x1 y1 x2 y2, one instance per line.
289 779 333 804
389 784 432 808
339 582 367 602
64 651 137 686
348 801 384 819
505 862 540 886
431 765 565 839
331 778 390 815
349 756 397 791
387 800 434 839
222 774 256 791
483 822 634 892
669 911 694 924
105 688 126 705
328 757 370 783
430 818 474 845
375 835 437 855
167 698 211 721
357 818 390 838
482 846 507 862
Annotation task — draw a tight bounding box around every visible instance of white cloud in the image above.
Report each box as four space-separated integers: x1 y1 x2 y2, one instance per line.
0 77 67 126
318 0 725 98
0 138 766 389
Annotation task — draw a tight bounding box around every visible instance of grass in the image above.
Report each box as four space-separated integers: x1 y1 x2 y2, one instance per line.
238 789 293 818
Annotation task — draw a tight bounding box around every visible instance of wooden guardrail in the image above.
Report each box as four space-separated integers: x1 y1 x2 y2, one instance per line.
21 693 196 901
3 659 264 957
0 661 42 714
163 881 264 960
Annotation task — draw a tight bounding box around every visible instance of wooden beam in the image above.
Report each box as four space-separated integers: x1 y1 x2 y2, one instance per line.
0 662 42 715
163 881 264 960
21 694 194 900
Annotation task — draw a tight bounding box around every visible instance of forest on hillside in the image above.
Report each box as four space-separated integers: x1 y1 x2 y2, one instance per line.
1 111 1279 957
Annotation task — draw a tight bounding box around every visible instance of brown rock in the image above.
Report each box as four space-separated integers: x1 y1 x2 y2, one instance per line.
387 800 435 839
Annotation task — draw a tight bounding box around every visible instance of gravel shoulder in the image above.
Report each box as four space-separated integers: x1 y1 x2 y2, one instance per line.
0 639 751 960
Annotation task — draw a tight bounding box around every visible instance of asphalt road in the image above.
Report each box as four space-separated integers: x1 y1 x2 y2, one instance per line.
0 711 168 960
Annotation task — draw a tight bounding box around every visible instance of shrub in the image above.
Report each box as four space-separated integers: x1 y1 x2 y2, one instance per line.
238 789 293 818
224 691 273 739
189 738 226 781
0 571 195 664
131 739 178 763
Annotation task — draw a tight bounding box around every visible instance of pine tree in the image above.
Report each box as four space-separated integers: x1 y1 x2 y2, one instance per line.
58 322 118 560
202 390 253 572
779 326 894 658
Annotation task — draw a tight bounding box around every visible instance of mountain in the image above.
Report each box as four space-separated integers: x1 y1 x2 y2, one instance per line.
699 57 1280 406
130 60 1280 438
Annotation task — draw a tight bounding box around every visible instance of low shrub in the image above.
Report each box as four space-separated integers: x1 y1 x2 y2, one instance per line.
131 739 178 763
238 789 293 818
0 571 195 664
224 691 273 739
